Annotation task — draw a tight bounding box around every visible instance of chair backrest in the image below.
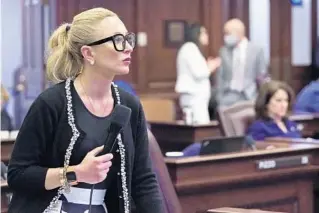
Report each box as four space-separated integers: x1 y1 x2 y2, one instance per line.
147 129 182 213
217 101 256 137
141 98 176 122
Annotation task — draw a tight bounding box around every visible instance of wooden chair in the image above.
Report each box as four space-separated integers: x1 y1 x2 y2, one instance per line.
217 101 255 137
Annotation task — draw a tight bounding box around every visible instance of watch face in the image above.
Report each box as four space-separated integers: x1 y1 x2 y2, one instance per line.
66 171 77 182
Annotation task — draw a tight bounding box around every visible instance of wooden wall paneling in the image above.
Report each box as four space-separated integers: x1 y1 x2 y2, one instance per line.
135 0 148 93
200 0 211 58
270 0 283 81
142 0 202 94
67 0 78 22
203 0 225 57
280 0 292 86
203 0 225 86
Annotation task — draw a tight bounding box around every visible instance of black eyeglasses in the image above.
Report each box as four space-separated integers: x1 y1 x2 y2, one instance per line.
86 32 136 52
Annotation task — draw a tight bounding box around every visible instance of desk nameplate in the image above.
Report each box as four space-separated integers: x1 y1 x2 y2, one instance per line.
256 155 310 170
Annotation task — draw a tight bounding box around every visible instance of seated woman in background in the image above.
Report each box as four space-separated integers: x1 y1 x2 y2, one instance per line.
293 77 319 113
175 23 220 124
247 80 301 141
1 84 13 131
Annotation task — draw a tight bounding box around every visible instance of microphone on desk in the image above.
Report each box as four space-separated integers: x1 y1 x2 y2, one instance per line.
99 104 132 156
244 135 257 151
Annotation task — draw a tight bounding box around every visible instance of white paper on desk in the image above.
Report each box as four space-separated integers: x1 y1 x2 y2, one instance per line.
291 0 312 66
0 131 9 140
9 130 19 140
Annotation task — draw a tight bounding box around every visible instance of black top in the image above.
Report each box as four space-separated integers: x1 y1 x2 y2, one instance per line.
70 85 114 190
7 80 163 213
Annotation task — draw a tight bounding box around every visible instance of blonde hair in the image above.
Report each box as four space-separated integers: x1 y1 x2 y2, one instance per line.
1 84 9 104
46 8 117 83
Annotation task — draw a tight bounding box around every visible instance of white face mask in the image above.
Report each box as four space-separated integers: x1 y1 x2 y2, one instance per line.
224 34 239 47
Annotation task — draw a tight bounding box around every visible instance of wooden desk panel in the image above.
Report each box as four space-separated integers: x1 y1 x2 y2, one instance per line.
1 139 15 164
290 113 319 137
1 181 11 213
150 113 319 153
208 207 285 213
150 121 221 153
165 143 319 213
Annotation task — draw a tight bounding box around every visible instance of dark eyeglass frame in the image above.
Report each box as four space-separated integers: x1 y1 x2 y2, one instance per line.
86 32 136 52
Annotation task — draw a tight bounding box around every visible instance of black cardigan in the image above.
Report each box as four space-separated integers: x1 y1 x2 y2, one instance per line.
7 81 163 213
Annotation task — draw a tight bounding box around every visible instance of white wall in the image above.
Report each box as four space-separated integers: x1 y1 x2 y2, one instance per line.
249 0 270 64
249 0 314 67
291 0 312 66
1 0 23 118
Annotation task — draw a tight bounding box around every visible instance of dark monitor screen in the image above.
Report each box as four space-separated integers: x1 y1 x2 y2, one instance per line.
199 136 255 155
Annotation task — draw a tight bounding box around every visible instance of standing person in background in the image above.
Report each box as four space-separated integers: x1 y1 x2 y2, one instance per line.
216 19 268 107
7 8 163 213
1 84 13 131
175 23 221 124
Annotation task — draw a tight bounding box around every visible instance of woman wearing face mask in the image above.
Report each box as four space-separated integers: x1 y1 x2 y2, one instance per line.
175 23 221 124
247 80 301 141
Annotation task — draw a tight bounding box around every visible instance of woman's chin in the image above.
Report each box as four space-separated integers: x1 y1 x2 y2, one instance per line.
115 68 130 75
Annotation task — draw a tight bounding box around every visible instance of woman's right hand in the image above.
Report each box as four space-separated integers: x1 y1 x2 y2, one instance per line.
74 146 113 184
207 57 221 73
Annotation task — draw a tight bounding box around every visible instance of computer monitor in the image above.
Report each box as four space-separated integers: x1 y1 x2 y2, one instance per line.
199 136 256 155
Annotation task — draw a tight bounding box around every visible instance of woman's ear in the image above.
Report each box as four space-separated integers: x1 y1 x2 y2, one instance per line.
81 46 95 65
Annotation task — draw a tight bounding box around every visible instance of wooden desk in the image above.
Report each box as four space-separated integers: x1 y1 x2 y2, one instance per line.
150 121 221 153
1 181 11 213
1 138 15 164
165 142 319 213
208 207 285 213
290 113 319 137
265 137 319 145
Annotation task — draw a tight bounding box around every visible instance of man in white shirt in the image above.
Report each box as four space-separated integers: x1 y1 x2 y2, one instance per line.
216 19 268 106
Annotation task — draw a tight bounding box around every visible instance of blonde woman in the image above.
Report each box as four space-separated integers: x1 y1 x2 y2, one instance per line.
8 8 163 213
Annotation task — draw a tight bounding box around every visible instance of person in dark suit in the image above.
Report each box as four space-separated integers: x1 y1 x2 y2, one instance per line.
247 80 301 141
7 8 163 213
1 84 13 131
293 78 319 113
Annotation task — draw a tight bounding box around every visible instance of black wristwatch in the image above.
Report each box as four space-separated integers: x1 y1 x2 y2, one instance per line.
66 168 78 186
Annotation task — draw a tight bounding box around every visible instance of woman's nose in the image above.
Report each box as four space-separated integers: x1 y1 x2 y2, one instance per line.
124 41 133 53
